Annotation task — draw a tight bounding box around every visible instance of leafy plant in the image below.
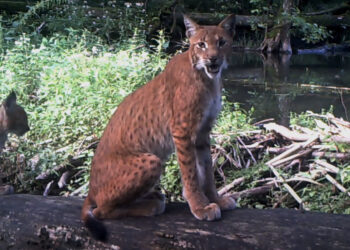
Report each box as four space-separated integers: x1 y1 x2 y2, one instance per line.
0 28 168 193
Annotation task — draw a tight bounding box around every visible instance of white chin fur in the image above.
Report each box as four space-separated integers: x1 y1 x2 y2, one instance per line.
196 57 227 80
204 64 224 80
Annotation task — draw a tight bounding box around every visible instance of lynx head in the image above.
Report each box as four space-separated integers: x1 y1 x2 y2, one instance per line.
2 92 30 136
184 14 236 79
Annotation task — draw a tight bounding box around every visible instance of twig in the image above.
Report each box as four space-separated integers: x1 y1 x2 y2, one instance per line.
330 135 350 144
70 182 89 196
267 163 304 208
244 136 275 149
237 136 257 164
253 118 274 126
329 117 350 129
43 181 54 196
314 160 339 174
338 90 349 121
266 135 319 165
58 171 71 189
271 149 313 167
312 152 350 161
324 174 350 197
218 177 245 196
267 147 288 154
230 183 274 199
266 177 322 186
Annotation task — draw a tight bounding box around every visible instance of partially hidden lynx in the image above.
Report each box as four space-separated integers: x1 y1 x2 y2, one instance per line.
0 92 30 150
0 92 29 195
82 14 236 241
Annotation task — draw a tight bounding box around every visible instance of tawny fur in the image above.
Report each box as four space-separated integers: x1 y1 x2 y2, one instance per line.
82 14 236 241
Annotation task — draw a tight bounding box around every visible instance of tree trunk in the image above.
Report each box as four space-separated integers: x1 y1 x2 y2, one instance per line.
259 0 293 53
280 0 293 54
1 194 350 249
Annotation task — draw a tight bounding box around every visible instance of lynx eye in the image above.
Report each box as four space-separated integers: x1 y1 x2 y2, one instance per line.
218 39 226 47
197 42 206 49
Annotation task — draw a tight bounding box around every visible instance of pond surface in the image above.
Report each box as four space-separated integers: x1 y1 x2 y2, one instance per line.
223 52 350 125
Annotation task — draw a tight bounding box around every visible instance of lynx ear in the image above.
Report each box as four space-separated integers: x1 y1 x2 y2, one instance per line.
218 14 236 37
4 91 17 109
183 14 199 38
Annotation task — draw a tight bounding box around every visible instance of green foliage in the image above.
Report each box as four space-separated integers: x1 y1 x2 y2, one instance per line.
248 0 331 44
289 106 334 129
215 99 254 137
290 14 331 44
0 0 149 53
19 0 69 27
0 29 168 193
301 185 350 214
340 164 350 186
161 155 183 202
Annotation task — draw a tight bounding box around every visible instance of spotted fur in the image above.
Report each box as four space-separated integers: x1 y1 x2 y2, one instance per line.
82 14 236 241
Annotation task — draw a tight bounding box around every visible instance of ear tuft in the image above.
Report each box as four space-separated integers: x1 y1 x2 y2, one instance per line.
183 14 199 38
4 91 17 108
219 14 236 37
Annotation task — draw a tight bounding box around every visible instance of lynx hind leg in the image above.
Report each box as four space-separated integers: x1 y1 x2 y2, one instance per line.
216 196 236 211
120 190 166 217
92 153 164 219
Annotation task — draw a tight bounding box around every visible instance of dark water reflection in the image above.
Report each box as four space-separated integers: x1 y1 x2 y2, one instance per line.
224 52 350 125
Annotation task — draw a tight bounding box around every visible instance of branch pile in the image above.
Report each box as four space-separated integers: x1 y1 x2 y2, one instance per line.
213 111 350 210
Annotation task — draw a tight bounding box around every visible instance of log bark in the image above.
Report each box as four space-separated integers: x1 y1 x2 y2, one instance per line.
1 194 350 249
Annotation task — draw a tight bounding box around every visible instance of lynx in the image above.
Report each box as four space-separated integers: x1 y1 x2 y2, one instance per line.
82 14 236 241
0 91 29 195
0 92 30 150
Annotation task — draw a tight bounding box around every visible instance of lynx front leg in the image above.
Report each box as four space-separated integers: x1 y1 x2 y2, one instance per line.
195 134 236 211
173 134 221 221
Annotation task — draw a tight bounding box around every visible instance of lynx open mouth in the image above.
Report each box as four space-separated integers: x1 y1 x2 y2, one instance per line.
207 64 220 74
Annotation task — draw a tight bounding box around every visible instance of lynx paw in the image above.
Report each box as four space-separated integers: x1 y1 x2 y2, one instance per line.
192 203 221 221
217 196 236 211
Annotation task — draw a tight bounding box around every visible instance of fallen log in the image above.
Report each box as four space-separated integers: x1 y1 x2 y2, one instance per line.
1 194 350 249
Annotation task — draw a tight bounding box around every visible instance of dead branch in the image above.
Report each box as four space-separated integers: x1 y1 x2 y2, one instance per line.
230 183 275 199
324 173 350 197
266 135 319 166
271 149 313 167
267 163 304 208
237 136 257 164
263 123 311 141
218 177 245 196
58 171 71 189
312 151 350 161
314 160 340 174
43 181 54 197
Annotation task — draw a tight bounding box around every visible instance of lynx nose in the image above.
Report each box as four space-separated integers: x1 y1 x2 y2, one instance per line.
209 56 218 63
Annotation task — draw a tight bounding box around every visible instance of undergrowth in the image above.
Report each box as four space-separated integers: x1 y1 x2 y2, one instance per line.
0 0 348 215
0 29 168 193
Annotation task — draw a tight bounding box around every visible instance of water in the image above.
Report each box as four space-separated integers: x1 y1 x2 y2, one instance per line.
223 52 350 125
